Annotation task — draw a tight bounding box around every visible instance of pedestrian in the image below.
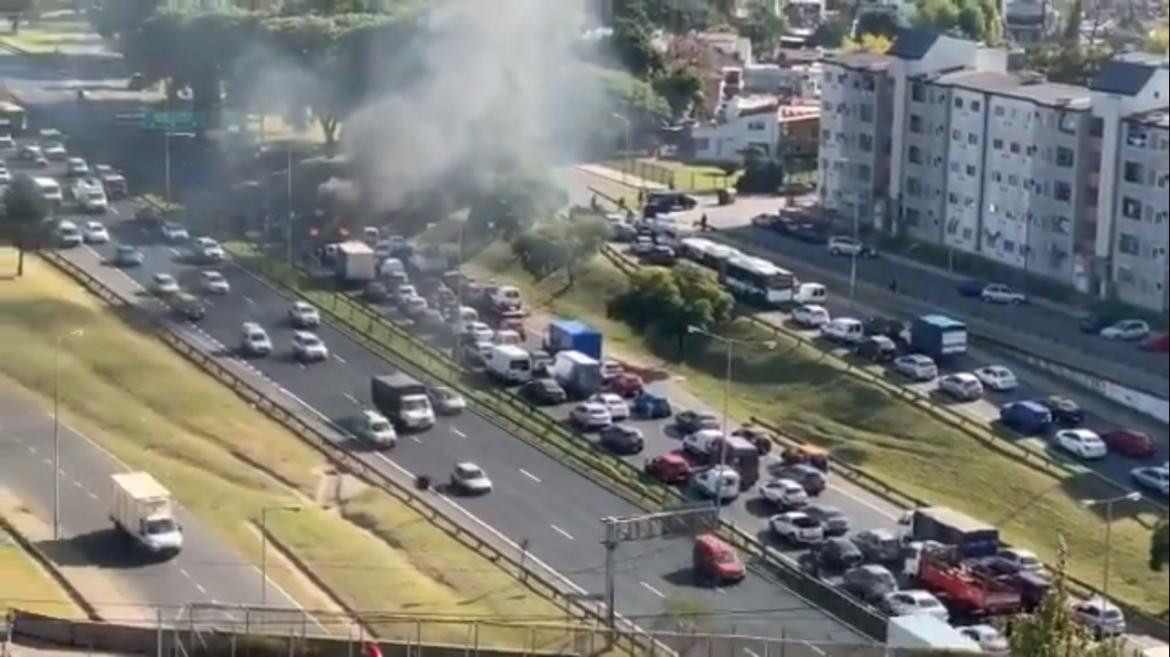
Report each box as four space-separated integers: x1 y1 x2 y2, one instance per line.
889 277 899 294
699 213 709 232
618 197 627 211
590 194 599 212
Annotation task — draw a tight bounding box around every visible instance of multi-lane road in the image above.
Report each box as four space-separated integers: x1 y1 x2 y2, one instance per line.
0 387 300 621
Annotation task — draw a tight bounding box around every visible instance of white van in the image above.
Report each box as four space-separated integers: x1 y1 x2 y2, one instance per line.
793 282 827 304
823 317 864 344
550 350 602 398
55 219 82 247
487 344 532 384
33 176 62 204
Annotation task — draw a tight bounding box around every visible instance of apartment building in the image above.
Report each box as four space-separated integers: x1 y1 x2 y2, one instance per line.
692 95 820 163
1110 108 1169 312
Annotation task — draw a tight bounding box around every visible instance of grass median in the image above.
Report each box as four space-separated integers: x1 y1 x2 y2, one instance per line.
0 255 586 649
0 521 81 618
463 242 1170 622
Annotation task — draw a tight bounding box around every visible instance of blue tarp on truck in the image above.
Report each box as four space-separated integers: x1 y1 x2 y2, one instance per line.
910 314 968 359
546 319 602 361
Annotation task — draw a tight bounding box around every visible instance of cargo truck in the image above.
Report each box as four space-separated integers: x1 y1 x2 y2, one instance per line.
371 374 435 430
886 615 980 653
109 472 183 557
334 241 377 285
916 543 1022 617
900 506 999 559
545 319 602 361
910 315 968 360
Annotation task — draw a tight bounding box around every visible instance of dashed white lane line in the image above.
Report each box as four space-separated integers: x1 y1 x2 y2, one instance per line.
801 641 826 656
343 393 360 406
333 354 347 364
42 458 51 467
451 428 467 438
244 296 255 305
409 436 422 444
180 568 192 579
639 581 665 599
87 491 99 501
550 524 574 541
71 479 84 489
27 445 36 454
168 248 181 257
744 649 762 657
195 583 207 595
519 468 541 483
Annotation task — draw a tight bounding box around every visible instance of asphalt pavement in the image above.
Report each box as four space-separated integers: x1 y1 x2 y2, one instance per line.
0 387 300 622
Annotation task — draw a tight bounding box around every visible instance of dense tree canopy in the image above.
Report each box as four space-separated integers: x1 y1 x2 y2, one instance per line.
914 0 1001 43
609 263 733 354
1 176 49 277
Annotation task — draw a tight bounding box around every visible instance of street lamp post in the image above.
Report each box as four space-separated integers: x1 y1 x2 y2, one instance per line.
285 144 294 266
611 113 632 187
53 328 84 541
259 504 302 605
1082 491 1142 600
686 326 775 516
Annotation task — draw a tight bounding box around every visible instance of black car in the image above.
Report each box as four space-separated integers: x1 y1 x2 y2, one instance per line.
599 424 645 454
851 528 901 562
364 281 390 303
646 191 698 211
842 564 898 603
772 464 826 496
814 537 864 573
1041 395 1084 426
803 504 850 536
855 336 897 363
1079 313 1118 335
642 245 677 266
675 409 720 435
520 378 567 405
863 316 905 341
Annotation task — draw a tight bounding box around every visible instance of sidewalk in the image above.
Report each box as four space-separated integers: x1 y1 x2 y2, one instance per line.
575 164 668 192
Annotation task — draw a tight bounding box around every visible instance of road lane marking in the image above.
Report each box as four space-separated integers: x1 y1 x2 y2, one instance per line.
180 568 192 579
519 468 541 483
343 393 360 406
42 458 51 467
244 296 255 305
195 583 207 595
169 248 181 257
802 641 826 656
88 492 99 501
333 355 347 364
409 436 422 444
639 581 665 598
744 650 762 657
451 428 467 438
27 445 36 454
715 587 727 596
550 524 574 541
72 479 83 489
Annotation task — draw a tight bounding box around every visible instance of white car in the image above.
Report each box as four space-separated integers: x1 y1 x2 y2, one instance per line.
588 392 630 421
151 273 180 295
194 237 225 261
981 283 1027 305
692 465 740 501
1069 598 1126 637
769 511 824 545
162 222 189 242
394 284 419 306
938 372 983 401
451 462 493 495
882 590 949 621
0 134 12 150
82 221 109 244
893 354 937 381
974 365 1018 392
0 164 10 184
570 402 612 430
1054 428 1107 460
291 331 329 362
65 157 89 177
43 140 67 159
465 321 494 344
759 478 809 509
201 270 230 294
827 235 875 257
356 410 397 448
1131 464 1169 495
958 625 1009 653
1100 319 1150 341
682 428 723 457
401 295 429 318
240 322 272 356
55 220 82 247
289 301 320 328
791 304 830 328
993 547 1044 572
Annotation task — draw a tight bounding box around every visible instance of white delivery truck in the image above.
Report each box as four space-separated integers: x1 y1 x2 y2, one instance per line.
886 615 980 654
109 472 184 557
333 241 377 285
486 344 532 384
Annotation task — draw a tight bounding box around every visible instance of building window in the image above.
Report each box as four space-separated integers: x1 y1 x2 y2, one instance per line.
906 177 923 197
1054 181 1072 202
963 228 973 239
988 202 998 214
1008 174 1019 186
859 134 874 152
1010 142 1020 154
859 104 873 122
1056 146 1075 167
992 171 1003 182
1026 145 1037 157
971 100 981 112
1122 197 1142 219
950 161 960 173
911 83 926 102
1117 266 1135 284
1090 117 1104 137
909 114 923 133
748 121 766 131
993 138 1003 150
952 129 961 141
908 145 923 164
905 208 921 226
994 106 1005 117
968 133 978 145
1119 233 1141 255
1004 240 1016 253
1123 161 1144 183
954 98 964 109
948 192 959 204
858 164 872 181
966 164 977 176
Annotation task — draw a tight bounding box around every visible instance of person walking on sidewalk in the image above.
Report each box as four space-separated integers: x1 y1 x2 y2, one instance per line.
889 277 899 294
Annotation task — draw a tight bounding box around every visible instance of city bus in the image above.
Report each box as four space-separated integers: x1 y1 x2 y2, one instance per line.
722 254 798 306
0 101 27 135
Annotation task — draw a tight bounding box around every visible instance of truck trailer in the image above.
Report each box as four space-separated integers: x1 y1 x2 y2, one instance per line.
109 472 183 557
545 319 602 361
371 373 435 430
910 315 968 360
334 241 377 285
902 506 999 559
916 543 1022 617
886 615 980 653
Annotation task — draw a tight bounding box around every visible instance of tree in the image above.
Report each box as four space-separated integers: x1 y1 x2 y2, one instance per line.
1064 0 1083 42
957 4 987 41
652 62 704 121
1 176 49 277
611 11 664 79
737 0 788 57
1146 25 1169 54
1153 518 1169 571
609 263 733 354
511 216 607 285
1008 539 1123 657
842 32 893 54
854 11 899 39
811 18 850 47
915 0 960 32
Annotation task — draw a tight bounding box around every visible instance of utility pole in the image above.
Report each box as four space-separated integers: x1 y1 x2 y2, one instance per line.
1082 492 1141 601
849 199 860 309
602 518 617 628
259 505 301 605
286 144 294 266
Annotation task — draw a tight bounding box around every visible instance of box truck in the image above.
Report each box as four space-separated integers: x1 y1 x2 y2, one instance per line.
109 472 183 557
901 506 999 559
910 315 968 360
886 615 980 653
334 241 377 285
545 319 602 360
371 374 435 430
550 350 602 399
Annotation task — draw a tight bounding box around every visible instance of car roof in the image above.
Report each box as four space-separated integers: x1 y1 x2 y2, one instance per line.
456 462 482 472
293 330 318 339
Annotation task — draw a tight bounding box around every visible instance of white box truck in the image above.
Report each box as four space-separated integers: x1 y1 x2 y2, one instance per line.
333 241 377 285
886 616 980 654
109 472 184 557
486 344 532 384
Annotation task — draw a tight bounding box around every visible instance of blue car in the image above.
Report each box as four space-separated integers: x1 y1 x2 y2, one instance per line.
957 279 988 298
631 392 672 419
999 401 1053 435
113 244 145 267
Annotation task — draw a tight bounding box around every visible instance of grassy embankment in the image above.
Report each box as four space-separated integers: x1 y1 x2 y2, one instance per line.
464 240 1170 621
0 252 582 648
0 523 80 617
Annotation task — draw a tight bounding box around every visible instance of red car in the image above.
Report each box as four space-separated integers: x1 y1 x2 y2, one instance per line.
644 452 691 485
1101 429 1157 459
1141 333 1169 353
605 372 645 398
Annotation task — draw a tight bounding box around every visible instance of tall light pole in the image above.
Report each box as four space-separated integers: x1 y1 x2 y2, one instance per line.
1081 491 1142 601
686 326 775 516
285 143 294 266
259 504 301 605
52 329 84 541
163 91 173 204
848 192 862 310
611 113 632 187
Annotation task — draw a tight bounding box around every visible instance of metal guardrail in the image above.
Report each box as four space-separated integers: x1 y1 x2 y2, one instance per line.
233 253 891 642
38 252 665 657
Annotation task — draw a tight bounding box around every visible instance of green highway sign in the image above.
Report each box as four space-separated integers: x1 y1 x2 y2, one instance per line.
143 110 201 131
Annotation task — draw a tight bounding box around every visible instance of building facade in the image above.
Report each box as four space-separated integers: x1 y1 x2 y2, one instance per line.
1110 109 1170 312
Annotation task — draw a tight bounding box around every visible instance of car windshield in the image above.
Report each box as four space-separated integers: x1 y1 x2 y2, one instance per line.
370 420 392 433
792 516 819 528
144 518 178 535
248 331 266 342
461 466 484 479
86 191 104 200
300 336 321 347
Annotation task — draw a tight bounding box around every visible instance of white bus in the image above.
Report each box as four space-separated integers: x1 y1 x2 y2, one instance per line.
722 255 798 306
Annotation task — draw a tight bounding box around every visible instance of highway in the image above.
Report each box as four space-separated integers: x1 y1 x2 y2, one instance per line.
0 387 300 621
42 202 865 645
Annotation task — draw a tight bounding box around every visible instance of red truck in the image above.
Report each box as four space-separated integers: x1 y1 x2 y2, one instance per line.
916 544 1021 617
